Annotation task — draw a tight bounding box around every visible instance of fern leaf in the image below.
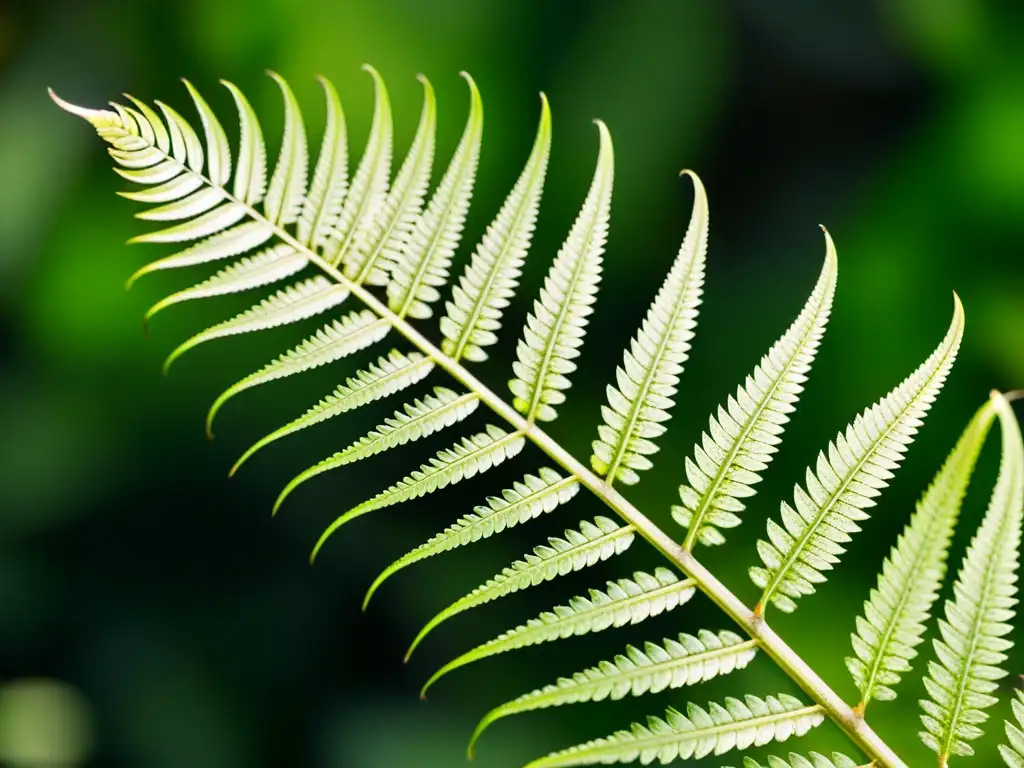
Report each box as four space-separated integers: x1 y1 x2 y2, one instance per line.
144 244 306 323
407 517 634 660
298 76 347 248
274 388 480 511
509 120 613 423
310 425 525 561
523 694 823 767
470 629 758 753
126 222 275 286
363 468 579 609
263 72 308 226
163 276 351 372
153 99 204 171
206 309 389 435
324 65 392 267
728 752 860 768
590 170 708 486
750 296 964 614
919 391 1024 763
999 690 1024 767
848 398 998 708
387 72 483 319
221 80 268 206
344 74 436 286
675 230 837 548
182 80 231 187
134 187 226 222
129 202 248 244
439 93 551 362
421 568 694 697
230 350 432 473
117 174 204 206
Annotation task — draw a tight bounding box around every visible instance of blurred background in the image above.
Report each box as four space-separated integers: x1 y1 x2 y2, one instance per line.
2 0 1023 765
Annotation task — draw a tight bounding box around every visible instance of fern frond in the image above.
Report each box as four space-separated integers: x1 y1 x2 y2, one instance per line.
324 64 392 267
728 752 860 768
590 170 707 486
675 230 837 548
274 388 480 509
298 76 346 248
230 350 433 473
523 694 823 767
219 80 267 207
470 629 758 753
509 120 613 423
343 74 436 286
407 517 634 660
439 93 551 362
919 391 1024 763
848 399 998 709
999 690 1024 767
421 568 694 697
387 72 483 319
363 468 579 609
182 79 232 188
310 425 525 560
206 310 389 435
163 276 352 372
263 72 309 226
750 296 964 614
126 222 275 286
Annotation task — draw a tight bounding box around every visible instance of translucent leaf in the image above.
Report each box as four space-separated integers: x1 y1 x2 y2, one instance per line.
407 517 634 660
729 752 860 768
471 629 758 754
439 93 551 362
421 568 694 697
509 120 613 423
126 222 274 286
310 425 525 561
523 694 823 767
182 79 231 187
364 468 579 608
999 690 1024 768
848 399 998 707
751 297 964 614
221 80 268 206
590 170 708 486
263 71 308 226
298 76 348 248
919 392 1024 761
675 230 836 548
387 72 483 319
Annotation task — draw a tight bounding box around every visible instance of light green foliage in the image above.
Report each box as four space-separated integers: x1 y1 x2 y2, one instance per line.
471 630 757 752
364 468 579 609
407 517 634 660
848 399 998 708
310 425 526 561
440 94 552 362
919 392 1024 762
275 387 480 509
524 695 823 767
387 73 482 319
57 68 1024 768
421 568 694 697
751 297 964 614
590 170 707 486
675 231 836 548
1000 690 1024 767
508 120 613 423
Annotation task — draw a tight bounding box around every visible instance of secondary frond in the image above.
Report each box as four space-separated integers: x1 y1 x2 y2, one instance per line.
310 425 525 560
387 72 483 319
751 296 964 614
421 568 694 697
848 399 998 709
919 391 1024 764
274 387 480 509
729 753 860 768
263 72 308 227
439 93 552 362
406 517 634 660
509 120 613 423
470 629 758 754
363 468 579 609
523 694 823 767
999 690 1024 767
296 76 346 249
590 170 707 486
675 229 837 548
230 350 433 473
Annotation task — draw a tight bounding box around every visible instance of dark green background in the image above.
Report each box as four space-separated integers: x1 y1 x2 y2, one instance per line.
2 0 1023 765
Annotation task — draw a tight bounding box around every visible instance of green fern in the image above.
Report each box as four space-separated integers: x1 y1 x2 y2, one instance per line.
1000 690 1024 767
54 68 1024 768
